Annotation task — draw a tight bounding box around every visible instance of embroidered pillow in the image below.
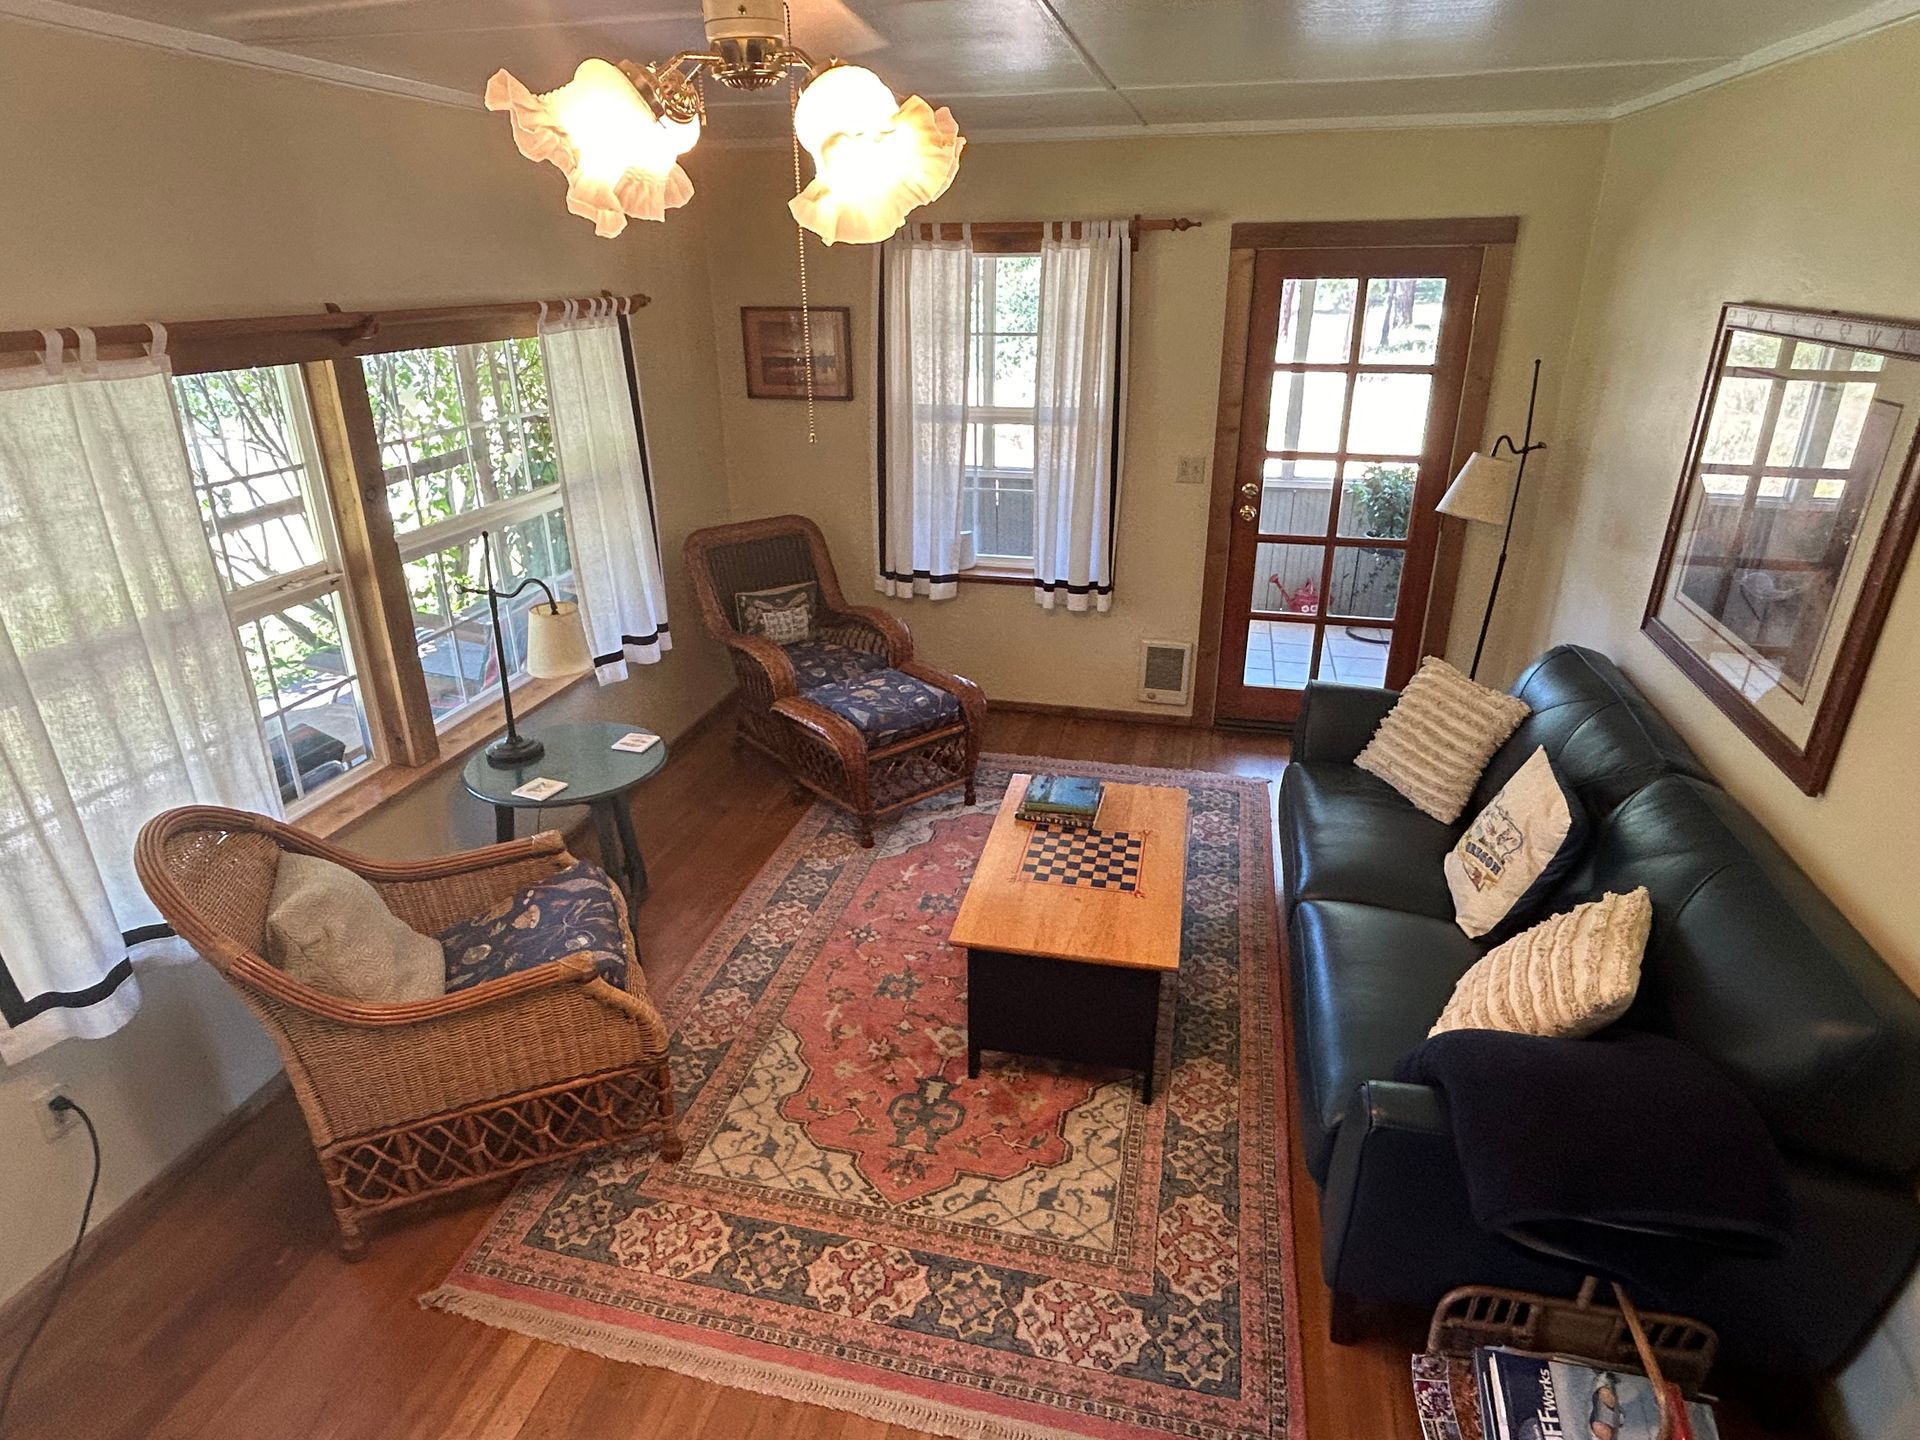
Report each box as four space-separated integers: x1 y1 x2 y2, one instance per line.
1444 746 1590 939
265 852 444 1004
735 582 816 645
439 860 630 994
1430 887 1652 1039
1355 657 1531 823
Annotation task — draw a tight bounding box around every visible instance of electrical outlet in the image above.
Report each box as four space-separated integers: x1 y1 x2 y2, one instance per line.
34 1085 77 1142
1175 455 1207 486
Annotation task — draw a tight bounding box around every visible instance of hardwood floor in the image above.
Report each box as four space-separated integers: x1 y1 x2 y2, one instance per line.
1 712 1814 1440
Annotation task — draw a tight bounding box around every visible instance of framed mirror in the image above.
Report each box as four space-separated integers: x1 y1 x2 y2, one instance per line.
1644 303 1920 794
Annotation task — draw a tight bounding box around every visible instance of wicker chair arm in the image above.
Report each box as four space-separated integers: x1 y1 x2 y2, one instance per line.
338 831 568 883
231 950 602 1026
726 632 800 699
818 606 911 665
897 661 986 732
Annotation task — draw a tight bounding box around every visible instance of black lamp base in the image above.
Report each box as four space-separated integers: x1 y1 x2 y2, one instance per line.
485 732 546 769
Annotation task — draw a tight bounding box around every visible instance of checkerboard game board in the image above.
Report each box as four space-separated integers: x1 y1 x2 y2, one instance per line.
1018 824 1145 892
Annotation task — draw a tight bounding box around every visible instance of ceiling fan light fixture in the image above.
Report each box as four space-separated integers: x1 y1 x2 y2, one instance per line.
788 65 965 246
485 59 698 237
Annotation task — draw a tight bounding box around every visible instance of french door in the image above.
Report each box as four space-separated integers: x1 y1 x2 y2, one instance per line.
1215 245 1483 724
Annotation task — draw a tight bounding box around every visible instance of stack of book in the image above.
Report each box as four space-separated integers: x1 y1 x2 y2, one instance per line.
1476 1347 1720 1440
1016 774 1104 829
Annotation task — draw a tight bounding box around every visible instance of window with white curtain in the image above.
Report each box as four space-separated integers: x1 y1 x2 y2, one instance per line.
173 365 373 804
963 253 1040 565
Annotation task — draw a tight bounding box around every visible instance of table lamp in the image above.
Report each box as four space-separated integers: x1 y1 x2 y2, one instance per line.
464 531 592 768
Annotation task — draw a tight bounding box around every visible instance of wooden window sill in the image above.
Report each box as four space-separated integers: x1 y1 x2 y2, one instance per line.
958 566 1034 587
288 670 595 839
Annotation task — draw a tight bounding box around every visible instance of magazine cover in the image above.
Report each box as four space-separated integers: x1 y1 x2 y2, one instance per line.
1547 1358 1721 1440
1480 1349 1559 1440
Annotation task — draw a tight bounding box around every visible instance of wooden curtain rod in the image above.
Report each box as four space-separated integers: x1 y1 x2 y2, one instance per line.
913 216 1202 252
0 290 653 371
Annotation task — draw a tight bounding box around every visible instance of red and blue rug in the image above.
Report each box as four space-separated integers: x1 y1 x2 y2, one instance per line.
426 754 1300 1440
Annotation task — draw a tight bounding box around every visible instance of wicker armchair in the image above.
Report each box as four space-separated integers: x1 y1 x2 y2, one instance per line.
685 514 984 846
134 807 682 1258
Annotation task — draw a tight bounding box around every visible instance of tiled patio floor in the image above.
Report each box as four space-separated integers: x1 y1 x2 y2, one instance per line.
1243 619 1390 690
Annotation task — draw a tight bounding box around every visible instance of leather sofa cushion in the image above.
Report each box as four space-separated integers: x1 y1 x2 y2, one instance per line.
1473 646 1711 818
1290 899 1484 1181
1279 763 1458 921
1553 776 1920 1180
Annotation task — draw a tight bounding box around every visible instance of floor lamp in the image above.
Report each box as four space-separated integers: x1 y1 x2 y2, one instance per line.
1438 357 1548 680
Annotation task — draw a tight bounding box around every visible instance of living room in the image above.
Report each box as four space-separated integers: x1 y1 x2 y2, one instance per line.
2 2 1918 1438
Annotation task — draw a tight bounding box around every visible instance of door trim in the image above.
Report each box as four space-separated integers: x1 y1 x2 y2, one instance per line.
1194 217 1518 727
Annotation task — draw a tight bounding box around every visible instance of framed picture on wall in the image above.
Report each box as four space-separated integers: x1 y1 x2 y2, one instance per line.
1643 301 1920 795
741 306 853 401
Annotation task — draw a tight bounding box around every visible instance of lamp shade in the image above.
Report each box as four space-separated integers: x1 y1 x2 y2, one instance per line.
525 601 593 679
788 64 964 245
1437 451 1518 527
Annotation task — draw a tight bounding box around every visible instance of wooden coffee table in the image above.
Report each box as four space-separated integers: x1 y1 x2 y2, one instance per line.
951 775 1188 1101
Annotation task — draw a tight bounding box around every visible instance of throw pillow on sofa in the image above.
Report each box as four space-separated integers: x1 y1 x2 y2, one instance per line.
1430 886 1652 1039
439 860 630 993
1355 656 1531 823
1444 746 1590 939
735 582 816 645
265 851 445 1004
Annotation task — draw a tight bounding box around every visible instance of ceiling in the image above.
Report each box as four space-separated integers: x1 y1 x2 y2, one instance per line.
13 0 1920 137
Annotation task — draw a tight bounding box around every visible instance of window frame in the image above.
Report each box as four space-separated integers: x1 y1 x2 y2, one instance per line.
962 250 1041 574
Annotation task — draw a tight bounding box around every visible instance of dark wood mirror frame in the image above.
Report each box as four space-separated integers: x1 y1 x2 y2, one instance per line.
1643 301 1920 795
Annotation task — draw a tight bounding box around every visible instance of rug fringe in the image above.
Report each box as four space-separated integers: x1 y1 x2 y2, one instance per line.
419 1285 1103 1440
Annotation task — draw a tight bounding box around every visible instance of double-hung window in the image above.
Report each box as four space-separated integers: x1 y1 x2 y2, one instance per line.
366 339 572 725
174 365 374 804
962 252 1041 568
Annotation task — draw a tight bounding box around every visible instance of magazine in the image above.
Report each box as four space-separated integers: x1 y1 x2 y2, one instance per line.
1478 1348 1719 1440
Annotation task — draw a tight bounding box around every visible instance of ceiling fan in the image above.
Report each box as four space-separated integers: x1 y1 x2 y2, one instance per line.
483 0 965 245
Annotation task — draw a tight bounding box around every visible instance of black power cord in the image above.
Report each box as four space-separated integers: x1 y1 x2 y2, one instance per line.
0 1097 100 1436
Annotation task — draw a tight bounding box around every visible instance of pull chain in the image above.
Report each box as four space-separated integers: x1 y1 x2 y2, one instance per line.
786 6 816 444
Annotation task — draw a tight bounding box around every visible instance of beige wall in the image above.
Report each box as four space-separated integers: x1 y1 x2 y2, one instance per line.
1498 29 1920 1434
697 125 1610 713
0 19 733 1302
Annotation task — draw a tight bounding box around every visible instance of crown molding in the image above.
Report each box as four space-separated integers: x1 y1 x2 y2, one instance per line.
5 0 1917 140
0 0 479 110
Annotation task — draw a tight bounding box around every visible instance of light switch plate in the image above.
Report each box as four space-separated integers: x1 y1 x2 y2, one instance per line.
1175 455 1207 486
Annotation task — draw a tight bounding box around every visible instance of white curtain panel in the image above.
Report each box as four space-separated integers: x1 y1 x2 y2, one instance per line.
876 223 973 601
0 335 280 1064
541 307 672 682
1032 219 1131 612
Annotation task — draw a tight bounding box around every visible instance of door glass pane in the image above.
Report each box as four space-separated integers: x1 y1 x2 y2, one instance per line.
1252 542 1326 616
1338 461 1417 539
1360 277 1446 363
1347 372 1432 456
1260 458 1335 535
1266 371 1347 453
1275 278 1357 363
1330 546 1404 620
1244 618 1316 690
1320 624 1393 687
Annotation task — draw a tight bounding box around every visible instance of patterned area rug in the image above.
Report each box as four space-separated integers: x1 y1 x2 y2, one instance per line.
425 754 1300 1440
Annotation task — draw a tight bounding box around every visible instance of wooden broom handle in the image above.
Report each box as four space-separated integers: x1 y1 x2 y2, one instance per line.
1612 1283 1686 1440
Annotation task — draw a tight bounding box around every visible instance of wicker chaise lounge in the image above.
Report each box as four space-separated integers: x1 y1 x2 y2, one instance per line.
685 514 985 845
135 807 681 1257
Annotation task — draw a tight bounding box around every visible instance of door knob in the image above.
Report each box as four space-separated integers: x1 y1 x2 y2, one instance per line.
1239 481 1259 498
1238 504 1257 522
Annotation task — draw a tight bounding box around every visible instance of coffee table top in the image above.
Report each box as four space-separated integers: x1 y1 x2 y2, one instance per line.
950 774 1188 972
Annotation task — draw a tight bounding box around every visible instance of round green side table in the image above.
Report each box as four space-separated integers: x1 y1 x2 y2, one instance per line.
460 721 668 904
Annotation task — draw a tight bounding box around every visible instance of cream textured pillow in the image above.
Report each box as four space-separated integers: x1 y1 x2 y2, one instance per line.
1355 657 1531 823
1444 746 1589 939
1430 887 1653 1039
265 852 445 1004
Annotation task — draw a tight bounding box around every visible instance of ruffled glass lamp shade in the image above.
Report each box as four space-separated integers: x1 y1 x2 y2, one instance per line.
788 65 965 245
486 59 699 237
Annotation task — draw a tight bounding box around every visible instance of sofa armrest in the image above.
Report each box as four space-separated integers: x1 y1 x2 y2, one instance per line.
1293 682 1397 764
1320 1080 1457 1292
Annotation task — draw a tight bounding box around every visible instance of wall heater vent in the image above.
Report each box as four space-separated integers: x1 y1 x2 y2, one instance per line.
1138 640 1193 705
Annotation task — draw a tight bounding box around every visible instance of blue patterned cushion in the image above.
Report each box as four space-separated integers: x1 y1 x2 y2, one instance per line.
439 861 629 994
783 639 888 689
804 668 962 749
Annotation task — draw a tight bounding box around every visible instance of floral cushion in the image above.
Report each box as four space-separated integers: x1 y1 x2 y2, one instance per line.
784 639 888 689
439 860 629 994
804 668 961 749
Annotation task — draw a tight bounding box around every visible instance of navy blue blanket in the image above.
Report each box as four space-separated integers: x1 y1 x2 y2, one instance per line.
1395 1028 1793 1290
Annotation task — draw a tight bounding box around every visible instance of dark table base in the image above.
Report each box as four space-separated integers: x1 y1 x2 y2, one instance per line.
494 798 649 904
965 947 1169 1102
